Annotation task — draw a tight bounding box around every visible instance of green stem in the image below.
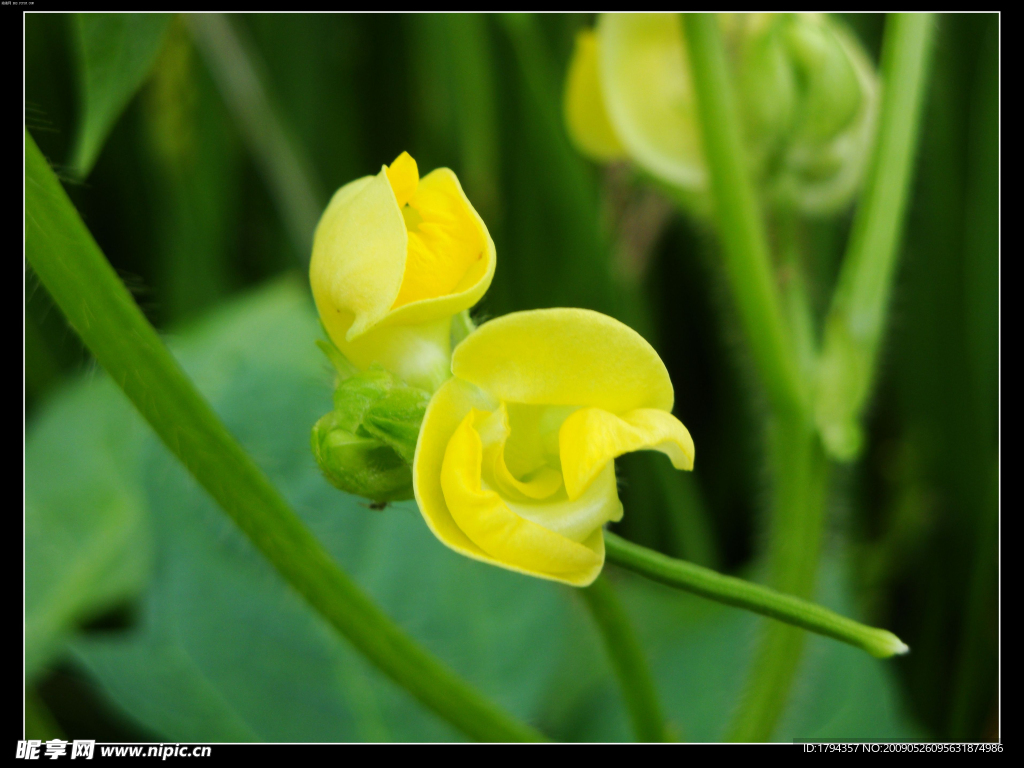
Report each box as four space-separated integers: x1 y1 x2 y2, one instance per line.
815 13 937 460
604 532 906 660
581 574 670 742
726 418 830 740
185 13 322 264
24 131 542 744
683 13 830 740
775 213 818 383
681 13 806 420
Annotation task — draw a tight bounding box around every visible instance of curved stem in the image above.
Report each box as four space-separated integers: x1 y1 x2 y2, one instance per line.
25 131 543 744
581 574 671 742
604 532 907 660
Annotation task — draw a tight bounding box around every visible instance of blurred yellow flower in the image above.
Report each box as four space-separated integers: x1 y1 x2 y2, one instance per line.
310 152 495 391
414 308 694 586
564 14 878 214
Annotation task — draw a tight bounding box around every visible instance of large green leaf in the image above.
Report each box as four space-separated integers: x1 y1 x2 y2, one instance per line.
34 279 920 741
25 375 150 682
72 13 172 176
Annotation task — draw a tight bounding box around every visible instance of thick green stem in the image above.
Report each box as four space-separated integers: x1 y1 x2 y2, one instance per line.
604 532 905 660
25 131 542 744
681 13 806 420
726 418 830 740
682 13 830 740
581 574 671 742
775 213 818 384
816 14 937 460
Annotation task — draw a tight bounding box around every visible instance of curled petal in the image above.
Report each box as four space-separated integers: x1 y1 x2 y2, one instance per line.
476 404 564 501
414 378 607 586
413 377 498 562
503 462 622 544
441 411 603 582
559 407 695 500
391 169 493 312
452 308 674 414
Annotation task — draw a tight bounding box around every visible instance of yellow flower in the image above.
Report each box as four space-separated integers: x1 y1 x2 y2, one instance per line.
413 308 694 586
310 152 496 391
564 14 878 214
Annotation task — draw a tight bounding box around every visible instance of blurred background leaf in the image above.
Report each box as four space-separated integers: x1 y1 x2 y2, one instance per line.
71 13 172 176
25 12 998 741
25 375 149 682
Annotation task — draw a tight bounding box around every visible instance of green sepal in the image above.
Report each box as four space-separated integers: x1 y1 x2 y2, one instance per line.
316 335 358 381
311 411 414 502
362 387 431 464
311 364 431 502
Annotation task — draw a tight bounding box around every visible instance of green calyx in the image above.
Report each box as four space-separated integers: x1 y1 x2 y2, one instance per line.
312 361 431 503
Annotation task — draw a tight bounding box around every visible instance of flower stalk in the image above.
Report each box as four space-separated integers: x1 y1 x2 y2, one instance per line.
816 13 937 460
605 532 908 659
581 574 671 742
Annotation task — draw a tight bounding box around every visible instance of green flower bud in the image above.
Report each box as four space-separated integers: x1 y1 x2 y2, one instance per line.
770 14 879 214
784 17 863 144
312 412 414 502
311 364 431 503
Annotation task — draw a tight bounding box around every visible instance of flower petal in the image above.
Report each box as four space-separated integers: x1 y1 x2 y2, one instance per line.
392 168 492 310
442 410 603 583
598 13 705 189
414 377 498 563
564 29 626 161
559 407 694 500
414 378 604 586
476 405 564 501
504 462 623 543
451 308 674 414
310 167 407 342
386 151 419 207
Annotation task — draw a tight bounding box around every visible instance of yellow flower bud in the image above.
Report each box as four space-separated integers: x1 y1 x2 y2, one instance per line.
413 309 694 586
310 152 496 392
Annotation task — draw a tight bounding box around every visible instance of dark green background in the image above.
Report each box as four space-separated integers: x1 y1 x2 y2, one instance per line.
25 13 998 741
